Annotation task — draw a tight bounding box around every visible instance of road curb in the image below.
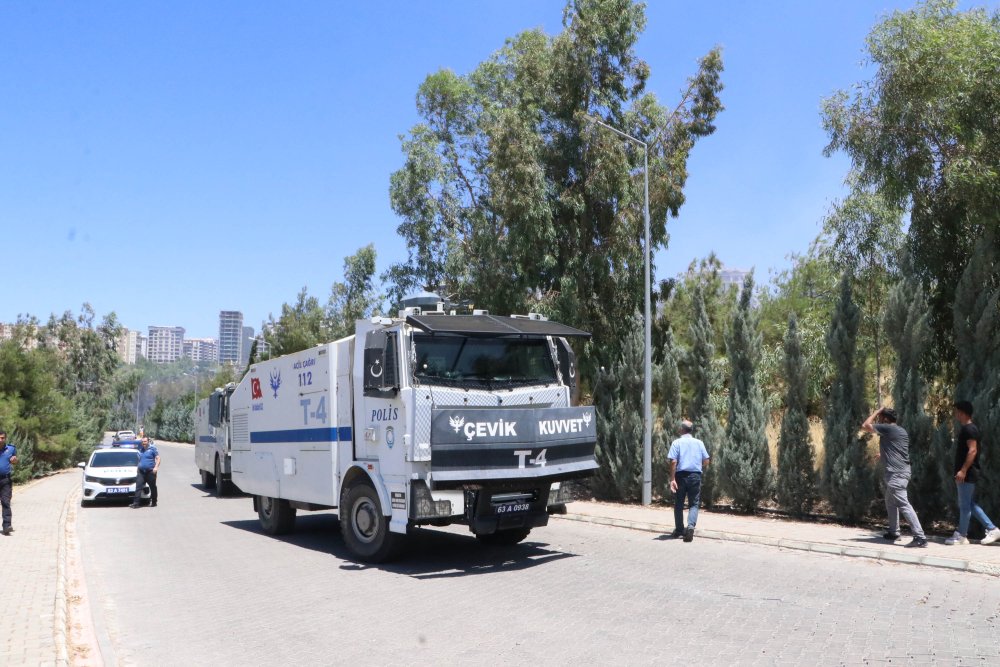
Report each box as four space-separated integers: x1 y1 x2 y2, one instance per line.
54 481 74 665
557 512 1000 577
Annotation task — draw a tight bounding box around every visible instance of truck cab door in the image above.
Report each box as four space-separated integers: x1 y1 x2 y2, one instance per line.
357 331 404 462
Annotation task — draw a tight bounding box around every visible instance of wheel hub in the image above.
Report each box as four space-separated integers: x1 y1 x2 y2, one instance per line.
353 499 379 543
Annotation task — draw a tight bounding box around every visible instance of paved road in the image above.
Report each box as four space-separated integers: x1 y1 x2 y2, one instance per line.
77 443 1000 666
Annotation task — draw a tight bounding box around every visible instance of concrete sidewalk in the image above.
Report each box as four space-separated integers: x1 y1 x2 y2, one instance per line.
558 499 1000 576
0 470 79 666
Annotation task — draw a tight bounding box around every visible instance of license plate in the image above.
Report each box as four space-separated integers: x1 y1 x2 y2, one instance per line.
105 486 130 494
495 502 531 515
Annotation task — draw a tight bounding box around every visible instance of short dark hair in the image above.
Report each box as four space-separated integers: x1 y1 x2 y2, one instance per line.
0 430 6 437
880 408 897 423
954 400 975 417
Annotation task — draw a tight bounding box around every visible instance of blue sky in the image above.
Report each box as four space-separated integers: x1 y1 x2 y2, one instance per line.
2 1 991 339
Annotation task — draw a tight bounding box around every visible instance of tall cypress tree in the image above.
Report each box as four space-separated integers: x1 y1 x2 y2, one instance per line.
653 329 682 497
689 285 724 506
883 274 941 520
720 273 771 511
593 312 644 500
953 229 1000 511
823 274 875 522
776 312 818 515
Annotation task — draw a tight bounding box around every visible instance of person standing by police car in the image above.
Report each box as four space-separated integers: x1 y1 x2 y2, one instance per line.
131 436 159 508
0 430 18 535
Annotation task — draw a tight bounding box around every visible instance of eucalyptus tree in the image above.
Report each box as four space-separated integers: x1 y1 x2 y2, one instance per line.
387 0 724 377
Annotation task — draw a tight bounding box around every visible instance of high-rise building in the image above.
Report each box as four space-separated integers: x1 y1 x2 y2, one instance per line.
219 310 244 365
720 268 750 290
117 329 142 364
147 326 185 364
240 326 255 366
184 338 218 363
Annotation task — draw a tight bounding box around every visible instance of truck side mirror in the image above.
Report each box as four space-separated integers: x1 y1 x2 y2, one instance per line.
556 337 578 397
363 331 399 397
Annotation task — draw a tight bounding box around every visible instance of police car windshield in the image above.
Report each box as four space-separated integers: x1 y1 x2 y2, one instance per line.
91 451 139 467
412 334 557 388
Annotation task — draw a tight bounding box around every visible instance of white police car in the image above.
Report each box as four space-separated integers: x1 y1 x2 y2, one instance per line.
78 446 152 505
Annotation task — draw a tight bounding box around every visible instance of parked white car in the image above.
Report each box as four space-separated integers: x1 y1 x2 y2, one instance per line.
79 447 151 505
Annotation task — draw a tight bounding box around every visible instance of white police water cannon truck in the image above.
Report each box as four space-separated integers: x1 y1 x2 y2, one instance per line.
194 384 238 497
196 295 597 562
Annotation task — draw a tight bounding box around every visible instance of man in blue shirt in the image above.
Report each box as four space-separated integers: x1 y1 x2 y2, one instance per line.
668 420 710 542
131 436 160 508
0 430 19 535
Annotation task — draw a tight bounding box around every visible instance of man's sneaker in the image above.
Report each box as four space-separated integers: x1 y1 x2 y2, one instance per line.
882 531 901 541
981 527 1000 545
905 536 928 548
669 528 684 539
683 526 694 542
945 531 969 545
129 504 140 509
1 527 10 536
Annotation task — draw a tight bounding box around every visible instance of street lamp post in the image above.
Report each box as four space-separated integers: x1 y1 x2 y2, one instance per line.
588 116 654 506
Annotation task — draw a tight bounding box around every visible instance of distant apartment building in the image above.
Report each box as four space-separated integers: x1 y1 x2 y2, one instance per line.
720 268 750 290
0 323 39 350
240 326 255 366
184 338 218 364
218 310 244 365
146 326 185 364
116 329 143 364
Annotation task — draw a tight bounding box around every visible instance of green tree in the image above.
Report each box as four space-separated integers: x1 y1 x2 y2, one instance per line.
823 275 875 522
884 273 943 521
719 273 770 511
688 284 724 506
266 288 329 356
823 0 1000 365
387 0 724 378
593 313 643 500
327 244 382 340
653 329 682 497
776 313 818 515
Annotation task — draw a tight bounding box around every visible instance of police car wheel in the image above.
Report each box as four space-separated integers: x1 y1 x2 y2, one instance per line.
476 528 531 546
340 482 401 563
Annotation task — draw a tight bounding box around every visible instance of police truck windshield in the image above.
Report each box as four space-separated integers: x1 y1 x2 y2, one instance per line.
412 334 557 389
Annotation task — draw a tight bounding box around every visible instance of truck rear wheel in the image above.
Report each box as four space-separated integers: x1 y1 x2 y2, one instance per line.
257 495 296 535
200 468 216 490
476 528 532 546
340 482 401 563
214 458 229 497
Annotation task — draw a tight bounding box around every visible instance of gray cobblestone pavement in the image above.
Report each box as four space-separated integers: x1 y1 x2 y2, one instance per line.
0 470 78 666
9 442 1000 665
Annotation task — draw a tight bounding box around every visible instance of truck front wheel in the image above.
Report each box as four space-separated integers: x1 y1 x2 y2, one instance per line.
257 495 296 535
340 482 401 563
200 468 216 490
214 458 229 498
477 528 532 546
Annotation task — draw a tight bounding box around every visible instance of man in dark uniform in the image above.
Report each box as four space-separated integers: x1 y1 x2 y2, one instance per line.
131 436 160 508
0 430 19 535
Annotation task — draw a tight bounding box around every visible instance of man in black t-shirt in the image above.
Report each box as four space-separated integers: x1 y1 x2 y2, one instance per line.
946 401 1000 545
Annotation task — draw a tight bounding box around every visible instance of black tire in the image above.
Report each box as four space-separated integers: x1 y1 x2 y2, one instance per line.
476 528 532 546
214 457 228 498
340 481 401 563
257 495 296 535
200 468 216 490
80 498 92 508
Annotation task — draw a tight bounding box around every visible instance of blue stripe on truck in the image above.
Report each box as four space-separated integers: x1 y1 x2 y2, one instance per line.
250 427 353 444
198 436 218 443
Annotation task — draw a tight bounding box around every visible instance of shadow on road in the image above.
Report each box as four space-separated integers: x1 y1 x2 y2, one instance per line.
187 483 250 499
221 514 578 578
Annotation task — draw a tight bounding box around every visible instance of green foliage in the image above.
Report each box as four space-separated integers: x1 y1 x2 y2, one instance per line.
268 246 383 355
952 230 1000 511
884 274 943 521
776 313 818 515
652 330 681 496
387 0 724 379
593 313 643 500
823 0 1000 365
823 276 875 522
147 393 195 443
719 273 771 511
688 284 724 506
